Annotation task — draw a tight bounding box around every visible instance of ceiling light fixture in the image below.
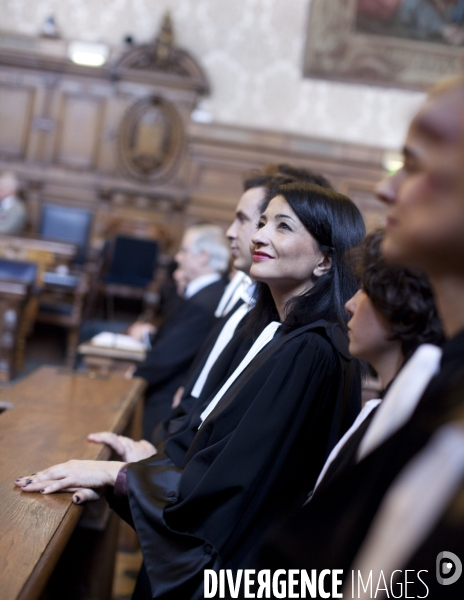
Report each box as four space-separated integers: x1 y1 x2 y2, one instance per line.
68 41 109 67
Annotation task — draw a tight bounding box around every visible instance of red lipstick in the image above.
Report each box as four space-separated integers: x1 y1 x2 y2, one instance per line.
252 251 273 261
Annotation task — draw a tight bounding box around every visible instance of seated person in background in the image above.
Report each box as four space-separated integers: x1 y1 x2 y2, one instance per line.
0 172 27 235
17 182 365 599
130 224 229 438
127 261 188 345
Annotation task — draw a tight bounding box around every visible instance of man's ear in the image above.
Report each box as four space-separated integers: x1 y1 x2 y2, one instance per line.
198 250 210 268
313 254 332 278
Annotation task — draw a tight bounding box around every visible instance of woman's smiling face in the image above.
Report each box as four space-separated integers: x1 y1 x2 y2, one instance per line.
250 195 329 296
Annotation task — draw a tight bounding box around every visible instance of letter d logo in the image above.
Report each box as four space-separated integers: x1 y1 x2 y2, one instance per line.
436 551 462 585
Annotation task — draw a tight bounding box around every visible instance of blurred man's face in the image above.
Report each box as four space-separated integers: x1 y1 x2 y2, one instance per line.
377 86 464 277
0 180 13 200
226 187 265 275
174 230 206 284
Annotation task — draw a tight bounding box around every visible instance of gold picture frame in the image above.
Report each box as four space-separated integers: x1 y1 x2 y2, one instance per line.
304 0 464 90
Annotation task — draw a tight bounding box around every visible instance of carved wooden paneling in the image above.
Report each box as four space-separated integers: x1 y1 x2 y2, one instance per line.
0 24 389 251
185 122 387 231
97 96 129 175
0 83 35 159
54 93 105 169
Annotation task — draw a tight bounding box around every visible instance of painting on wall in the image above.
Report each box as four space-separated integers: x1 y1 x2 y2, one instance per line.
304 0 464 89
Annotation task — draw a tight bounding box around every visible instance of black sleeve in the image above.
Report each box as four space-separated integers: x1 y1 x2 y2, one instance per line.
133 302 217 388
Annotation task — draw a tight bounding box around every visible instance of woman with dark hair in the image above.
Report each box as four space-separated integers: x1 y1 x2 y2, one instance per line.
249 182 361 336
347 229 443 388
311 229 443 493
17 183 365 599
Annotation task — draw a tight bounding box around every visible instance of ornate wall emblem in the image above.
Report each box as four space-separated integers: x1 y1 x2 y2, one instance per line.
118 96 184 182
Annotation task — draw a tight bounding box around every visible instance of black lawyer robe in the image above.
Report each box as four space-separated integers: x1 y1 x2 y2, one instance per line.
255 329 464 593
152 309 260 444
181 298 246 399
109 321 361 599
133 278 226 438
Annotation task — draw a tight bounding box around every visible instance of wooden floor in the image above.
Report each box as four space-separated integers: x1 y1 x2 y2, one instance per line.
113 550 143 600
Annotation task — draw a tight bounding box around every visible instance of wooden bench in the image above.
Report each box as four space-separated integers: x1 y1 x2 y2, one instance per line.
0 366 145 600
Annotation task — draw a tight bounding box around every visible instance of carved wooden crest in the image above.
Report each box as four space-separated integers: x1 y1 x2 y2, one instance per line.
117 96 184 182
112 13 209 94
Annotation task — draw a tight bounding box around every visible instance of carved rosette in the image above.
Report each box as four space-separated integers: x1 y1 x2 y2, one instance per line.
117 96 185 182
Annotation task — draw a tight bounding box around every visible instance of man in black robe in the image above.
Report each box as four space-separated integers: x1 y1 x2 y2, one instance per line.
253 78 464 597
133 224 229 438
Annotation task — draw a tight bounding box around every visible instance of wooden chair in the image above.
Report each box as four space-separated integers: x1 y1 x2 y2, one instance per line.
18 204 94 366
37 271 90 367
0 244 54 285
0 247 55 367
0 281 31 381
39 204 93 265
0 259 39 380
98 236 159 320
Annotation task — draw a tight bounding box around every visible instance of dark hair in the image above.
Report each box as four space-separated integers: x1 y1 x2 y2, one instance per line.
243 164 332 191
356 230 444 362
263 163 333 190
243 164 333 214
248 182 366 335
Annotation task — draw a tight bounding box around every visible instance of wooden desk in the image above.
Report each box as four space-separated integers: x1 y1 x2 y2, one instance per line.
78 340 146 363
0 366 145 600
0 233 77 267
78 339 146 377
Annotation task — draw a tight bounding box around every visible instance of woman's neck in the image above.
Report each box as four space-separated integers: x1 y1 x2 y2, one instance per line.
430 273 464 339
270 283 310 322
371 346 404 390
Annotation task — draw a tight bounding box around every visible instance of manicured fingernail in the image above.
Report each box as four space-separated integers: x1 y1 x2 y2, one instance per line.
31 473 36 476
74 496 80 503
39 489 45 494
25 479 32 485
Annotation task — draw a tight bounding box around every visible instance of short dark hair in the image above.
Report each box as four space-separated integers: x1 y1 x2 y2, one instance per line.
243 164 333 214
243 164 332 193
248 182 366 336
263 164 333 190
356 230 444 362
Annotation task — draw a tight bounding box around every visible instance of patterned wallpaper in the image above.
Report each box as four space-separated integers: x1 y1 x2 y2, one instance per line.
0 0 426 149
